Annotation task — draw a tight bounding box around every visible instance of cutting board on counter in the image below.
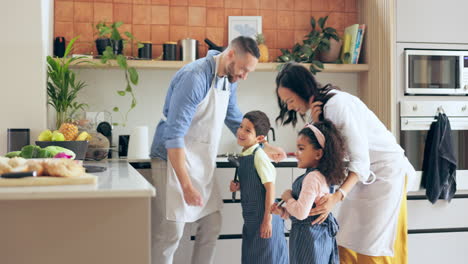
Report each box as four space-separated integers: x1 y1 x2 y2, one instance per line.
0 174 97 187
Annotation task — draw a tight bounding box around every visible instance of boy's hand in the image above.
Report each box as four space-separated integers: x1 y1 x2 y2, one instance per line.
270 203 284 215
229 181 240 192
260 218 272 239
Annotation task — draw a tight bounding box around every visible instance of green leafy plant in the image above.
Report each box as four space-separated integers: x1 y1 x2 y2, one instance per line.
47 36 90 129
276 16 340 74
95 21 143 126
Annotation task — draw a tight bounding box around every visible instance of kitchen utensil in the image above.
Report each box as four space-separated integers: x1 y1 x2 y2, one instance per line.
118 135 130 157
84 165 107 173
127 126 149 159
138 41 152 60
227 154 240 201
1 171 37 179
277 200 285 206
179 38 198 61
7 128 30 152
163 42 177 60
204 38 226 52
0 174 97 187
54 37 66 57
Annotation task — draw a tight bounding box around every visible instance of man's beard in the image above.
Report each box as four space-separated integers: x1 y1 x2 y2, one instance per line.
226 61 236 83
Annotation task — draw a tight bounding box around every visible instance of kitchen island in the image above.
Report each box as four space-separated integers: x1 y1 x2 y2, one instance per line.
0 160 155 264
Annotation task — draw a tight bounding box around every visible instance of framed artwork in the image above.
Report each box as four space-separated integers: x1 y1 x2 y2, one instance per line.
228 16 262 43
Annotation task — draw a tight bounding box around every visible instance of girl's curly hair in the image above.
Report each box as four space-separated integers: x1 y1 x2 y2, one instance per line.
298 119 346 186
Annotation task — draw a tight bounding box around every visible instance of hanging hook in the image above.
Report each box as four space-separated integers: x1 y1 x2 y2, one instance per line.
437 106 445 114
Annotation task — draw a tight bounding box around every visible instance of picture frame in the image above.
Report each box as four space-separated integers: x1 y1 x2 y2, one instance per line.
228 16 262 43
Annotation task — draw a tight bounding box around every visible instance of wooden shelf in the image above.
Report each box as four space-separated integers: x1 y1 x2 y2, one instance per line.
66 58 369 73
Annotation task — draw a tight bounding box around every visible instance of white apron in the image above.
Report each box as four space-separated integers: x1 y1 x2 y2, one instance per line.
166 56 230 222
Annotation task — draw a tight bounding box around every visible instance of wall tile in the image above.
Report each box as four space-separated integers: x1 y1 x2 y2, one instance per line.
189 0 206 6
199 45 207 57
268 48 277 61
74 41 94 55
151 25 170 44
120 24 133 39
114 4 133 24
225 8 242 17
277 10 294 29
260 9 276 30
133 5 151 24
169 25 189 41
74 2 93 23
294 11 310 30
277 0 293 10
242 0 259 9
151 5 170 24
344 12 357 27
152 0 169 4
311 0 326 11
152 44 163 59
327 12 345 30
329 0 345 12
259 0 276 10
94 3 113 23
134 0 151 4
55 21 74 41
206 27 225 46
206 0 224 7
262 29 277 49
276 30 294 49
242 9 259 16
74 22 94 42
188 26 206 42
170 6 188 25
95 0 112 2
294 0 311 11
115 0 133 3
133 24 151 42
294 29 309 44
188 7 206 26
225 0 242 9
55 1 74 22
171 0 188 6
345 0 357 12
206 8 225 28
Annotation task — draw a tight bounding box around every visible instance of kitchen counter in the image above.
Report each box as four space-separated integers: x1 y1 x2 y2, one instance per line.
0 160 155 200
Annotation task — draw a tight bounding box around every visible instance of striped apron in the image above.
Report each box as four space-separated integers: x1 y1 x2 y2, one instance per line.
289 168 339 264
238 146 289 264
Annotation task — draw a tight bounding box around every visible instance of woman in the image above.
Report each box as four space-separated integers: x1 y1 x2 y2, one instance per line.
274 62 415 264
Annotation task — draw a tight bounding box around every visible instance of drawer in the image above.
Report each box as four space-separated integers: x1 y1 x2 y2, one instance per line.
214 239 242 264
408 199 468 229
408 232 468 264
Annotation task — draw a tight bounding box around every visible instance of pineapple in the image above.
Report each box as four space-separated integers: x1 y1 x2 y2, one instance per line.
58 123 79 141
256 33 269 63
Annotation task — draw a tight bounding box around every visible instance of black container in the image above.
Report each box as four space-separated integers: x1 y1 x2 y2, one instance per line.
35 141 89 160
110 39 123 55
95 38 111 55
138 42 152 59
7 129 30 152
118 135 130 157
54 37 66 57
163 42 177 60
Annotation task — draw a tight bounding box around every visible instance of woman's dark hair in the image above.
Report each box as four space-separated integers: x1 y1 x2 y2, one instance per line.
243 110 270 136
298 119 346 186
275 62 339 127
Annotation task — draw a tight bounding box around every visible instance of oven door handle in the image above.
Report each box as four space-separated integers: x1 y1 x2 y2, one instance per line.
401 117 468 130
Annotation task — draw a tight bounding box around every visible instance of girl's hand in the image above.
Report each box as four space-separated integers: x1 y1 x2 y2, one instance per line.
229 181 240 192
281 189 293 202
309 101 323 123
309 192 340 224
270 203 284 215
260 219 272 239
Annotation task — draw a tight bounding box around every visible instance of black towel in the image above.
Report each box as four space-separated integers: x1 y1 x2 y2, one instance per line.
421 113 457 204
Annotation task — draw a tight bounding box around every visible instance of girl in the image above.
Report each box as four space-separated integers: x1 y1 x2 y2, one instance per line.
272 120 346 264
230 110 288 264
275 62 415 264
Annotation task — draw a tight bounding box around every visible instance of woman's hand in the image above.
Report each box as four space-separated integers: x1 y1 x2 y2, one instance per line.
309 101 323 123
309 192 341 224
281 189 293 202
263 142 287 162
229 180 240 192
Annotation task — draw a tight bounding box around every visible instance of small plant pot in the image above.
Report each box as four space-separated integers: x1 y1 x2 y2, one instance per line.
110 39 123 55
319 38 343 63
95 38 111 55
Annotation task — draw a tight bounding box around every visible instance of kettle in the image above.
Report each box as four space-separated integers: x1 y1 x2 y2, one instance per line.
204 38 226 52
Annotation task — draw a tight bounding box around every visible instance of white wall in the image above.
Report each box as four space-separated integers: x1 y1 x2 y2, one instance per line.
0 0 51 155
75 68 358 155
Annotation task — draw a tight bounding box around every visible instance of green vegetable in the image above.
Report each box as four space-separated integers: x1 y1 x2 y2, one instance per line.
5 151 21 158
43 146 76 159
19 145 42 158
38 149 54 158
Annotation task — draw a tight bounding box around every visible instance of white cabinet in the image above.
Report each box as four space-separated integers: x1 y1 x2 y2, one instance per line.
396 0 468 43
408 232 468 264
408 199 468 229
213 239 242 264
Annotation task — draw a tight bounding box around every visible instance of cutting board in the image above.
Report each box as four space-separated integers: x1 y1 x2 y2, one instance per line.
0 174 97 187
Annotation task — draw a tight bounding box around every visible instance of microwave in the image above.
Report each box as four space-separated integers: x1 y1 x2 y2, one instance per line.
405 49 468 95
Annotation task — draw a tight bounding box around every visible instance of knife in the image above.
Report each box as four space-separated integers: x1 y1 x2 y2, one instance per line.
1 171 37 178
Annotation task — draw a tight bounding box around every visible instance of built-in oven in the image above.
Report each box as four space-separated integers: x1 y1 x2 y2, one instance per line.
400 101 468 189
405 49 468 95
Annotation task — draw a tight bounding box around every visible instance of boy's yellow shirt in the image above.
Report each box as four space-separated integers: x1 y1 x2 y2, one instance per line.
240 144 276 184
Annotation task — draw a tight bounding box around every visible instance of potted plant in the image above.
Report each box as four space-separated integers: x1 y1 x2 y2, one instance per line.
276 16 341 74
95 21 125 55
95 21 143 126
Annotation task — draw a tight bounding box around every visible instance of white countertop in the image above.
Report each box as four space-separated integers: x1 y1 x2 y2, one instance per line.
0 160 155 200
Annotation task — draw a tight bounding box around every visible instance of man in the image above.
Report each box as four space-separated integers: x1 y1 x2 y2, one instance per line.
150 36 285 264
